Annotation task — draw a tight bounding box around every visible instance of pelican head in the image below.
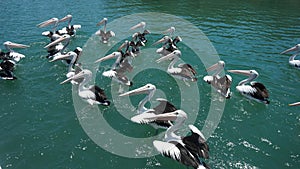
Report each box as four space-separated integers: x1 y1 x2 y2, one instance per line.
60 69 91 84
281 44 300 54
156 50 181 63
130 21 146 30
119 83 156 97
155 109 187 122
44 34 70 48
96 18 108 26
50 51 76 62
228 69 259 78
162 26 175 35
4 41 29 49
206 60 225 71
59 14 72 23
94 52 122 63
37 18 59 28
289 102 300 106
152 36 171 46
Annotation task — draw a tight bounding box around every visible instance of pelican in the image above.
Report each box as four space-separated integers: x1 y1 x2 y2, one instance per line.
153 36 182 56
162 26 176 37
280 44 300 68
203 61 232 98
228 70 270 104
119 83 178 128
60 69 110 106
95 18 115 44
95 51 133 87
0 60 16 80
156 50 197 85
58 14 81 36
44 34 71 59
289 102 300 106
3 41 29 62
142 110 210 169
130 22 150 43
37 17 62 41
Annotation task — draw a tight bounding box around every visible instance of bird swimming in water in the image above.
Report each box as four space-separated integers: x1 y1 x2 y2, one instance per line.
60 68 110 106
58 14 81 37
138 110 210 169
119 83 178 128
228 69 270 104
156 50 197 86
203 61 232 98
130 22 150 44
95 18 115 44
280 44 300 68
2 41 29 62
153 35 182 57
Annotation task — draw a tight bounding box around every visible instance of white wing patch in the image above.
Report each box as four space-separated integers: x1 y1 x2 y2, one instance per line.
102 70 116 78
203 75 213 83
236 85 256 94
153 140 181 161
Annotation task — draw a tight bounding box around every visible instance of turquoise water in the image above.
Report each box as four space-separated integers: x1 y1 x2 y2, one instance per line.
0 0 300 168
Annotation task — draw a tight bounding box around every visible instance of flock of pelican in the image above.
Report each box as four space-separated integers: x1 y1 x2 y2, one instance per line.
1 14 299 169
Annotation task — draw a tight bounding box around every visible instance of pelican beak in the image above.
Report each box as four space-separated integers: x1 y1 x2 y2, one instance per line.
281 45 299 54
117 41 129 51
130 22 146 30
59 14 72 23
289 102 300 106
49 53 70 62
37 18 58 28
96 18 107 26
206 62 219 71
162 26 175 35
4 41 29 48
156 50 178 63
119 84 153 96
152 36 170 46
44 35 69 48
60 70 85 84
154 110 187 121
228 70 251 76
94 52 119 63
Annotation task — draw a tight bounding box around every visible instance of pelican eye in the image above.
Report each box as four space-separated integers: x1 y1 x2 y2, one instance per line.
174 112 179 115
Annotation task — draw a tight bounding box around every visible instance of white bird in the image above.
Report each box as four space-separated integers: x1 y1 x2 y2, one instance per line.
130 22 150 44
281 44 300 68
203 61 232 98
140 110 209 169
153 35 182 56
44 34 71 59
228 69 270 104
3 41 29 62
156 50 197 85
58 14 81 37
95 18 115 44
60 68 110 106
95 51 133 87
119 83 178 128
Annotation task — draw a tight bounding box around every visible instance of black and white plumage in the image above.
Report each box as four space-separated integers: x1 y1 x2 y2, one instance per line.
281 44 300 68
156 50 197 85
58 14 81 37
95 18 115 44
119 83 178 128
148 110 209 169
153 35 182 56
95 50 133 87
3 41 29 62
0 60 17 80
44 34 71 59
228 69 270 104
130 22 150 44
60 68 110 106
203 61 232 98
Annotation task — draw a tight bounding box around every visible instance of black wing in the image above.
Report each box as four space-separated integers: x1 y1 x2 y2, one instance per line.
182 132 210 159
153 98 177 114
90 85 108 102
